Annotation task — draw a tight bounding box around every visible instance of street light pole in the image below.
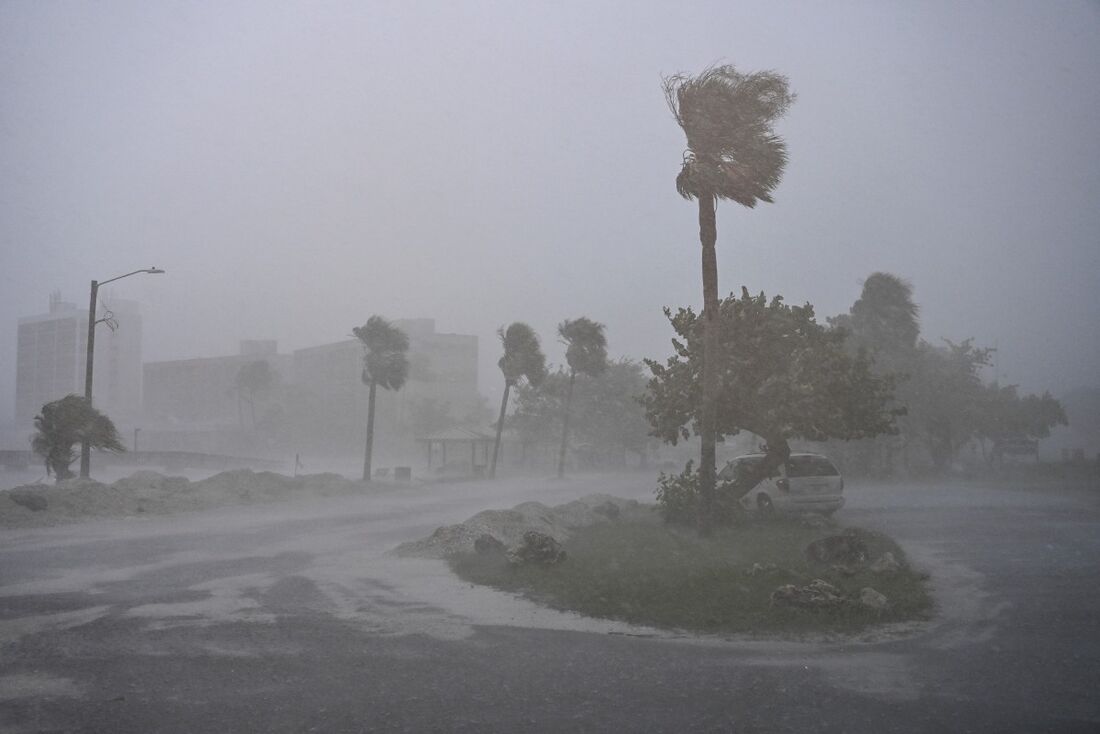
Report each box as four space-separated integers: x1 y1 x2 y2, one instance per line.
80 267 165 479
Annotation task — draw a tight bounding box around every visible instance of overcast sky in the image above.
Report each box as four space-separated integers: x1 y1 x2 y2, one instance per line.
2 0 1098 425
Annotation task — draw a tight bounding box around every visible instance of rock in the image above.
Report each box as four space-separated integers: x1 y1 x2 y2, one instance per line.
473 534 506 556
745 562 778 577
507 531 566 566
830 563 859 576
859 587 888 610
805 530 869 565
9 490 48 512
770 579 844 609
870 552 901 573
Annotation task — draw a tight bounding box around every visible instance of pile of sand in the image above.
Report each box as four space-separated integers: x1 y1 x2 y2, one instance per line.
0 470 370 528
394 494 652 559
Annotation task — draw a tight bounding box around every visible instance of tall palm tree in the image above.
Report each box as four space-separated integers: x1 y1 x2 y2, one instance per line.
490 322 547 478
32 394 124 481
663 64 794 531
353 316 409 481
556 317 608 479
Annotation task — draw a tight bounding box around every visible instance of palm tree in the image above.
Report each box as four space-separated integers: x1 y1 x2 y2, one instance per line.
556 317 608 479
32 394 125 481
353 316 410 481
490 322 547 478
663 64 794 531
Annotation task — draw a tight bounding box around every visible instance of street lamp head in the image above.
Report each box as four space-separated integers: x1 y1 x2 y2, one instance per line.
147 267 165 274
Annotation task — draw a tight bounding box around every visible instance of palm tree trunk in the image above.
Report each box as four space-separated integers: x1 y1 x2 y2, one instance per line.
363 379 378 481
490 381 511 479
557 369 577 479
698 193 719 534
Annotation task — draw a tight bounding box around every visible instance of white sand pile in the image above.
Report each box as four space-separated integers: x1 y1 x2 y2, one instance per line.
0 470 369 528
394 494 653 559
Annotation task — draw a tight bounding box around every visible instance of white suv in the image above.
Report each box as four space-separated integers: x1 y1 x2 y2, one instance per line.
718 452 845 516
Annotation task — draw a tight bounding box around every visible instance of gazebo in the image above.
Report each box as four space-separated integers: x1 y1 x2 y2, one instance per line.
417 427 496 476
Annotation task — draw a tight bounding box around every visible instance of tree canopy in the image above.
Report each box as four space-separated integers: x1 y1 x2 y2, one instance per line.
32 394 125 481
353 316 410 391
512 359 651 467
498 322 547 387
559 317 608 378
663 65 795 207
643 288 901 497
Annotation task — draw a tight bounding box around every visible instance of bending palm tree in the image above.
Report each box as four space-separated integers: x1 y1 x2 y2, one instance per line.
663 64 794 531
557 317 608 479
353 316 410 481
490 323 547 478
32 394 124 481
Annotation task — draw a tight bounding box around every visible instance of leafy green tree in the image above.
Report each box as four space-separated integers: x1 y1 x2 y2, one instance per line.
556 317 608 478
31 395 125 481
235 360 275 429
663 65 795 530
833 272 920 357
829 273 920 474
976 383 1067 464
905 339 992 471
642 288 900 508
353 316 409 481
513 359 651 468
491 322 547 478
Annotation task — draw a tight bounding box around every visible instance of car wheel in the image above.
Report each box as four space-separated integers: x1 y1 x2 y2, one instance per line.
757 493 775 517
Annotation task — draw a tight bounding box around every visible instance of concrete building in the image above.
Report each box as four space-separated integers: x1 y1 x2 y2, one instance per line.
15 293 142 428
291 319 480 459
143 341 292 427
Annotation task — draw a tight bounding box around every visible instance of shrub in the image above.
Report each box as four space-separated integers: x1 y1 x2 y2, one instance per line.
654 461 744 525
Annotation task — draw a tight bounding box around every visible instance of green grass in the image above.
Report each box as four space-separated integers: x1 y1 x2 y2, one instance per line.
449 515 933 635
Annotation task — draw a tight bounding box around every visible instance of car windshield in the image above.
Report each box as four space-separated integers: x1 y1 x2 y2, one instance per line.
786 456 840 478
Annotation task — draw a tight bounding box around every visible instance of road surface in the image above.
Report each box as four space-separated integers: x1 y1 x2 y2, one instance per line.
1 473 1098 732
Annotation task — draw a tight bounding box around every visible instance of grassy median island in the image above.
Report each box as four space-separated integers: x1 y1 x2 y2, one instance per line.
449 515 933 635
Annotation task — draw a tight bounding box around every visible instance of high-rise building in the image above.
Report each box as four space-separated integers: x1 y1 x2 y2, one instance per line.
14 293 142 427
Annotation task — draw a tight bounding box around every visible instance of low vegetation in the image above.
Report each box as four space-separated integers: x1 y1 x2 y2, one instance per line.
450 514 932 636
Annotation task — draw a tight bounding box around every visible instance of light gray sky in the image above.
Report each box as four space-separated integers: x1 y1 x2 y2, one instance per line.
2 0 1098 424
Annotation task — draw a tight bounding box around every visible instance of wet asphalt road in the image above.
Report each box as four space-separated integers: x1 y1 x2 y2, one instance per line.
1 473 1099 733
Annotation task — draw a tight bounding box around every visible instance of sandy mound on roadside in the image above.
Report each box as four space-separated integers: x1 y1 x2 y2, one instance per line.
0 470 369 528
394 495 654 559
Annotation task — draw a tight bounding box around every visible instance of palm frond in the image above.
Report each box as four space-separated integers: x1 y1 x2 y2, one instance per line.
498 322 548 386
559 317 608 377
354 316 410 390
663 64 794 205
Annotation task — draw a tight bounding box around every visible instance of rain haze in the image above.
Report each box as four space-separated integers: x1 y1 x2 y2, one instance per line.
2 2 1100 732
1 0 1098 414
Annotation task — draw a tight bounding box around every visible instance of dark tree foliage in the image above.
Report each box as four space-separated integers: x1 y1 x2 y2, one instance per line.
512 359 651 468
32 394 125 482
831 272 920 358
491 322 547 478
662 64 795 531
976 383 1067 464
642 288 901 505
905 339 992 471
353 316 410 481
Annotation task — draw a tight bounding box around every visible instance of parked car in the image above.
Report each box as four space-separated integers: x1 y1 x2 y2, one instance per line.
718 452 845 516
